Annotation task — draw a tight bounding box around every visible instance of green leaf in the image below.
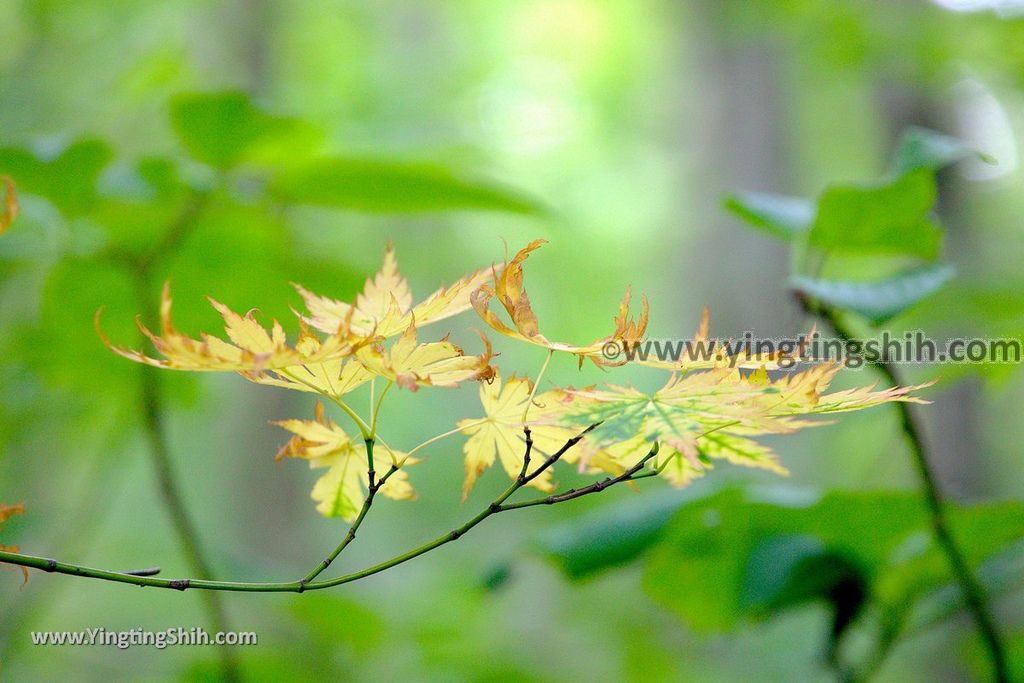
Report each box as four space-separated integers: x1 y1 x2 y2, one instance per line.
791 263 956 325
642 488 1024 633
90 157 193 256
0 139 112 218
272 157 546 215
889 126 989 176
725 191 814 240
741 536 868 655
808 170 942 260
533 489 691 579
170 91 319 169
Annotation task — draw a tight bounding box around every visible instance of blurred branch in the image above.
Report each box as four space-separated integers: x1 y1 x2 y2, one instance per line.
0 428 660 594
797 293 1009 683
136 359 240 680
131 191 242 683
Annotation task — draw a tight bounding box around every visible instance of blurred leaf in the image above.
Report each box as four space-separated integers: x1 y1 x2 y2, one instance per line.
889 126 990 175
273 157 546 215
480 563 513 591
0 140 112 218
908 541 1024 635
533 489 699 579
642 488 1024 633
724 191 814 240
808 170 942 260
90 157 193 256
170 91 319 169
791 263 956 325
742 536 868 656
19 258 139 397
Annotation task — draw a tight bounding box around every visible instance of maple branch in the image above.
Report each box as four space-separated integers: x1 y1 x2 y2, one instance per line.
0 426 656 595
499 441 660 511
298 457 401 590
798 294 1008 683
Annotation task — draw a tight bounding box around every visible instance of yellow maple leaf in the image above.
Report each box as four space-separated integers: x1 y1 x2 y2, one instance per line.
295 244 501 338
0 502 28 583
456 372 579 500
0 176 17 236
310 443 417 520
273 402 353 461
471 240 649 367
637 306 809 372
274 405 416 520
99 283 365 373
355 321 495 391
249 325 374 398
559 350 930 486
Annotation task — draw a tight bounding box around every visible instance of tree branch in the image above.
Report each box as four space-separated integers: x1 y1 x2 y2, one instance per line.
500 441 659 511
131 189 241 683
0 427 658 596
798 294 1008 683
298 457 400 591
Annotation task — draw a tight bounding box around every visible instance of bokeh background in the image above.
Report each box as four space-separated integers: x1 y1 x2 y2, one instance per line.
2 1 1024 680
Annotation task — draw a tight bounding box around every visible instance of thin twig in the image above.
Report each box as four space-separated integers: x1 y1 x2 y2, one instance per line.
121 567 163 577
298 458 400 590
798 294 1008 683
500 442 659 511
0 426 653 596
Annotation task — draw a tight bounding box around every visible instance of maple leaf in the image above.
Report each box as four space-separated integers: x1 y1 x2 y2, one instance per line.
558 355 930 487
310 443 417 520
273 402 353 461
470 240 649 367
99 283 365 373
0 502 28 584
0 176 17 235
249 325 373 398
295 244 501 339
355 321 495 391
274 404 416 521
637 306 808 372
456 372 579 500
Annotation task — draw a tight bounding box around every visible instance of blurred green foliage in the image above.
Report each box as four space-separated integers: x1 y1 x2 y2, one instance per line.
2 1 1024 682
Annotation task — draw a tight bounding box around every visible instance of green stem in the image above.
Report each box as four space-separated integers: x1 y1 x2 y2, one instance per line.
298 461 400 588
0 427 647 596
500 442 659 511
405 419 489 459
364 438 375 489
330 396 372 439
277 368 372 439
138 359 241 681
801 296 1008 683
369 381 392 439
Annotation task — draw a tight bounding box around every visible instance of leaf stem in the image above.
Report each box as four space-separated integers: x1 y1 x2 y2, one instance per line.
277 368 373 440
499 442 659 510
369 381 393 439
522 349 554 422
330 396 372 440
405 419 490 459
